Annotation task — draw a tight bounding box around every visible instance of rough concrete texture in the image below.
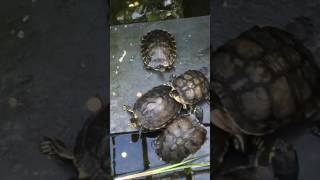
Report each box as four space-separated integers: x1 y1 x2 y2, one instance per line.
0 0 108 179
110 16 210 134
211 1 320 180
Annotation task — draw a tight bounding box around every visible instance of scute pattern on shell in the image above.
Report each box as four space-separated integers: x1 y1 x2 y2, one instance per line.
141 29 176 71
172 70 210 105
133 85 181 130
211 26 320 135
155 115 207 163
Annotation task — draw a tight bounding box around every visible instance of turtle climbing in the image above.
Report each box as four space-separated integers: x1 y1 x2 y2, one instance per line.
210 25 320 154
123 85 182 131
154 112 207 163
167 69 210 109
40 100 110 180
141 29 176 72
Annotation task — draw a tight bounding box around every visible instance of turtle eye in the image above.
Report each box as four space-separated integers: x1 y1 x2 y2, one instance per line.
169 89 179 97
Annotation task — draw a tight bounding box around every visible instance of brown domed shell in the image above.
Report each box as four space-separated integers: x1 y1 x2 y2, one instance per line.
211 26 320 135
155 114 207 163
141 29 176 72
133 85 182 130
171 70 210 105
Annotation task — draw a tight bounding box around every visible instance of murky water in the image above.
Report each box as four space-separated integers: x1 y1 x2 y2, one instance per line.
110 127 210 179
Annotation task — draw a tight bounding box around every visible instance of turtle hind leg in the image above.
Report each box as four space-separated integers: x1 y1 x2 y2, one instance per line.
40 136 74 160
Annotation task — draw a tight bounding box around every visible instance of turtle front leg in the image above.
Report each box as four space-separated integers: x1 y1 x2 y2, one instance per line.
122 105 133 113
123 105 139 128
40 136 74 160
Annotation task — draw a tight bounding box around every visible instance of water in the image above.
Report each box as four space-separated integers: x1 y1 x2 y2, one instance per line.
110 128 210 179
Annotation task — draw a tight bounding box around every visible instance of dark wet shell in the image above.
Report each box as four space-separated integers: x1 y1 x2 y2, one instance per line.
141 29 176 71
133 85 182 130
73 105 110 178
172 70 210 105
211 26 320 135
155 114 207 163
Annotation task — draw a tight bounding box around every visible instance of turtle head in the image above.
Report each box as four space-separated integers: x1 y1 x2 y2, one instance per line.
169 89 185 105
148 47 171 72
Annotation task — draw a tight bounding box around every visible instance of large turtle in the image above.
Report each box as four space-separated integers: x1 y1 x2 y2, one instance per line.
123 85 182 131
211 25 320 153
154 112 207 163
40 99 110 180
141 29 176 72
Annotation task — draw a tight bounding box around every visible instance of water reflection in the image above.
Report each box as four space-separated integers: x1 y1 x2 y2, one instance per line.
110 128 209 179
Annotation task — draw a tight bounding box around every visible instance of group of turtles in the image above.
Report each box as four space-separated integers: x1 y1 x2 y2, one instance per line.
123 29 210 163
39 29 210 179
38 18 320 180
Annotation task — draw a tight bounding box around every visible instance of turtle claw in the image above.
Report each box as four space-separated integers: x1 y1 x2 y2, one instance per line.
40 136 74 160
40 138 59 158
122 105 133 113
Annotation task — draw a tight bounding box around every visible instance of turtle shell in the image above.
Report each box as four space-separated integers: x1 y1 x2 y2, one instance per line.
155 114 207 163
171 70 210 106
133 85 182 130
141 29 176 72
211 26 320 135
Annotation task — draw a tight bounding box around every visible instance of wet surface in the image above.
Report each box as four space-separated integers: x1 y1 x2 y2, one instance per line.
110 16 210 179
211 1 320 179
110 16 210 134
0 0 108 179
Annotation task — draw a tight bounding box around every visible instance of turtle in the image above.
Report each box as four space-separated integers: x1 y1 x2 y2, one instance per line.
123 85 182 131
167 69 210 109
141 29 176 72
40 100 110 180
213 139 299 180
210 25 320 153
154 112 207 163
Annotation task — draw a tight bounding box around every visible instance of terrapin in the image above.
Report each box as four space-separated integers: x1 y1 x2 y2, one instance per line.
123 85 182 131
40 99 110 180
167 69 210 109
155 113 207 163
211 25 320 153
141 29 176 72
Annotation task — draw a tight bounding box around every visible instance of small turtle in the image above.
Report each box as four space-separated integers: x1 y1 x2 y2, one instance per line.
123 85 182 131
213 139 298 180
141 29 176 72
167 69 210 109
211 25 320 152
154 113 207 163
40 101 110 180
